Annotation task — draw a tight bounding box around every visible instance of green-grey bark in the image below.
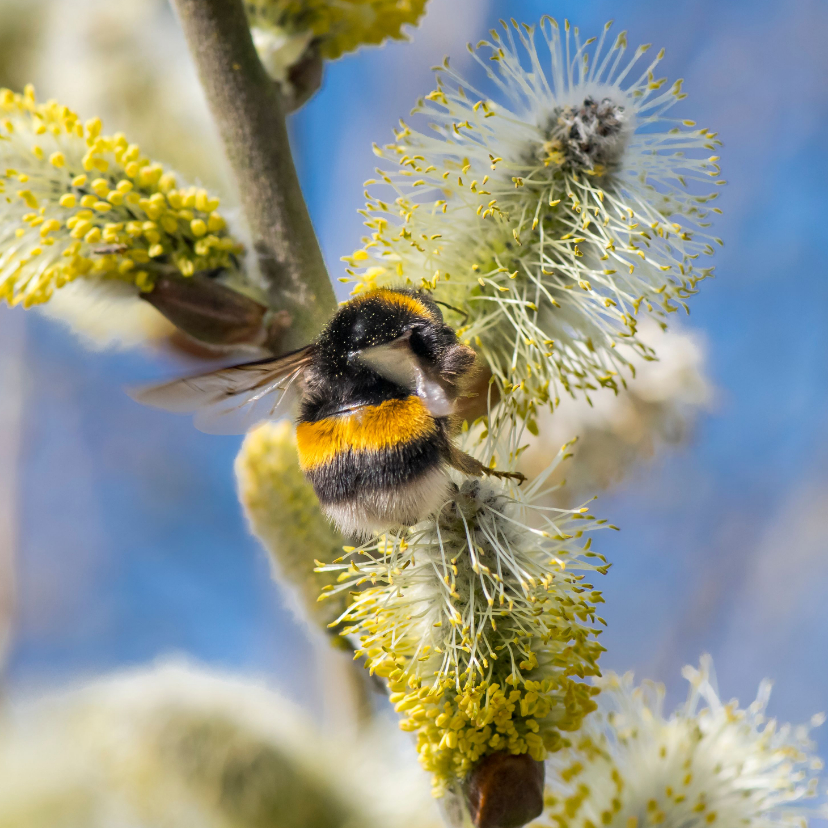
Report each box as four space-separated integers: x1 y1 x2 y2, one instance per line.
171 0 336 350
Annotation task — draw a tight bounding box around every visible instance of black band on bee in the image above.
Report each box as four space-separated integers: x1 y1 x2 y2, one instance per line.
296 395 449 497
303 431 446 503
295 392 453 534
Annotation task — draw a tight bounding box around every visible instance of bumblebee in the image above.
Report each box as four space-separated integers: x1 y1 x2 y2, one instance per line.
137 288 522 537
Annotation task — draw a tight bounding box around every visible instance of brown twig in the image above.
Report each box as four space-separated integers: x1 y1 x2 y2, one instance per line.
170 0 336 350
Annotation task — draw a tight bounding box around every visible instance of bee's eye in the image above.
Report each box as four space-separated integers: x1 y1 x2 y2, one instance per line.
408 328 433 361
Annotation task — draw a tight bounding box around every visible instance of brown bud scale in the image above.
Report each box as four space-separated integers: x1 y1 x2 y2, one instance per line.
464 752 545 828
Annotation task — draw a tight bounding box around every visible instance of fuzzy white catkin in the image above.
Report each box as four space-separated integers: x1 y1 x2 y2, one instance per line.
519 320 713 503
29 0 252 351
235 421 350 632
36 278 176 351
544 656 828 828
38 0 229 192
348 19 723 411
0 661 442 828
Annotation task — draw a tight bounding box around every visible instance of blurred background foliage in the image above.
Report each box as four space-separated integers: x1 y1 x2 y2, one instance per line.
0 0 826 801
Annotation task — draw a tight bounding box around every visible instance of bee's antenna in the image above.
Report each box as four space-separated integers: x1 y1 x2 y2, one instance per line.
433 300 469 326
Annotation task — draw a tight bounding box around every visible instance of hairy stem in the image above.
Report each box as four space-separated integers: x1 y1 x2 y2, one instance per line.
171 0 336 350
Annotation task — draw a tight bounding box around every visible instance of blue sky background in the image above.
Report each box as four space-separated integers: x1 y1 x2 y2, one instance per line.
4 0 828 762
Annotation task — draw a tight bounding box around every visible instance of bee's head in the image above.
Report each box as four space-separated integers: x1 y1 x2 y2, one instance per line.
315 288 477 409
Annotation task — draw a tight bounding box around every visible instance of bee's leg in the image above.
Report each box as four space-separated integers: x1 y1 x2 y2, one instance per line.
488 467 528 484
446 445 527 485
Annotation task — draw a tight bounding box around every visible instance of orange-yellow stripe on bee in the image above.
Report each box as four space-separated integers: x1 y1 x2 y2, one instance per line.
296 396 436 471
347 288 434 321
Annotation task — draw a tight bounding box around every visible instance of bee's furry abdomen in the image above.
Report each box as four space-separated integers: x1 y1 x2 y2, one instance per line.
295 396 451 537
303 434 443 500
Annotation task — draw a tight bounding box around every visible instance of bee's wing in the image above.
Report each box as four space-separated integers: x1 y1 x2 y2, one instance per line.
356 336 417 389
130 346 314 435
357 338 454 418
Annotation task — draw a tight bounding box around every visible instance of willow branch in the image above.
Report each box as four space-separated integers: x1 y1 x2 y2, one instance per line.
171 0 336 351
